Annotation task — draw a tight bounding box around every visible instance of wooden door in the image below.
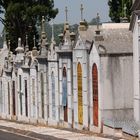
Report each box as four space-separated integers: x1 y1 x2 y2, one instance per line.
63 67 68 122
92 64 98 127
12 81 16 116
77 63 83 124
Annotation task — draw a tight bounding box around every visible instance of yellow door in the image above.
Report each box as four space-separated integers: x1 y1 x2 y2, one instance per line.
77 63 83 124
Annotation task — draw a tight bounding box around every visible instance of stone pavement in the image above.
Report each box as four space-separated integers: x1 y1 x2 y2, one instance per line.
0 120 121 140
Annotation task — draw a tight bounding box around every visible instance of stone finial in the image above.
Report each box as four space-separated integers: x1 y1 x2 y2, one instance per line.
33 35 37 50
41 16 46 39
80 4 84 21
8 40 10 50
25 35 29 52
65 6 68 22
18 38 21 47
8 40 11 57
16 37 24 53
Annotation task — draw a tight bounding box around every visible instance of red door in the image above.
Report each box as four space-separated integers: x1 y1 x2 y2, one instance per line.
92 64 98 127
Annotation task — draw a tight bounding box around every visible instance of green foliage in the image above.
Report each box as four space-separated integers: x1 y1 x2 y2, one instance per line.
108 0 132 23
0 0 58 52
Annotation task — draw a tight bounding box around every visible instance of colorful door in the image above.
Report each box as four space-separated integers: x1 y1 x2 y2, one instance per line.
62 67 68 122
77 63 83 124
12 81 16 116
92 64 98 127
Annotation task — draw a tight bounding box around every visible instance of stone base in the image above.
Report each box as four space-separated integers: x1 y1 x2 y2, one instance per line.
59 120 72 129
1 113 7 119
18 116 30 123
90 125 101 133
48 118 58 127
11 115 17 121
103 125 122 138
6 115 11 120
37 118 47 126
29 118 38 124
73 122 86 130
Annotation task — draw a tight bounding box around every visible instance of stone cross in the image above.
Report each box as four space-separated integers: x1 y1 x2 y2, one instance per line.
124 4 127 17
51 20 54 41
96 13 100 30
65 6 68 22
80 4 84 21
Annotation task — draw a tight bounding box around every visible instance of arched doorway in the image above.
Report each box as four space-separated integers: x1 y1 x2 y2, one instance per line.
51 72 56 119
77 63 83 124
62 67 68 122
92 64 98 127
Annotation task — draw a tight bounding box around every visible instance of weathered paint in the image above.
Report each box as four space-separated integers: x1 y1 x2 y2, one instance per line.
92 64 98 127
77 63 83 124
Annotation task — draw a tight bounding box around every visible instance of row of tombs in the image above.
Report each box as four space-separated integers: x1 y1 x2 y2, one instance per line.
0 16 135 136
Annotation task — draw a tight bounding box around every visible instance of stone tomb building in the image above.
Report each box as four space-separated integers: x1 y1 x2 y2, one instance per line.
0 11 134 136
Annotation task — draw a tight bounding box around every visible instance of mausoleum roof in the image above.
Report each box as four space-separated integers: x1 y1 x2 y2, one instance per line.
96 23 133 55
80 23 132 55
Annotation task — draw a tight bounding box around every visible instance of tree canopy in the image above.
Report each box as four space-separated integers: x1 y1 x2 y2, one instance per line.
0 0 58 52
108 0 132 23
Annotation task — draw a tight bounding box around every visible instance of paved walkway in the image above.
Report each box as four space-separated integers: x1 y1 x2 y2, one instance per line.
0 120 119 140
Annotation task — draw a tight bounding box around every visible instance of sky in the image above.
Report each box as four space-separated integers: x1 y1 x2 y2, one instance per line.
0 0 110 33
53 0 110 24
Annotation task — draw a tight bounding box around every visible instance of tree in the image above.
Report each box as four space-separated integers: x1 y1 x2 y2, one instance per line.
0 0 58 52
108 0 132 23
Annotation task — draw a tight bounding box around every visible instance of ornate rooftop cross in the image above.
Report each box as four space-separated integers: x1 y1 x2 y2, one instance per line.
65 6 68 22
80 4 84 21
51 20 54 41
33 35 36 49
96 13 100 30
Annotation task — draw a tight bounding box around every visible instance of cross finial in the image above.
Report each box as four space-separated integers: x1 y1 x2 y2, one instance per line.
80 4 84 21
26 35 28 46
96 13 100 30
8 40 11 52
65 6 68 22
